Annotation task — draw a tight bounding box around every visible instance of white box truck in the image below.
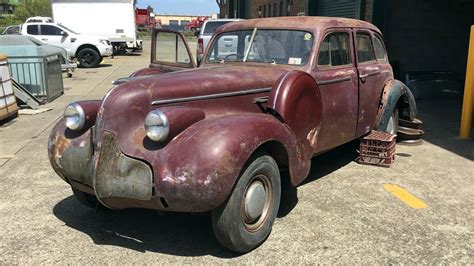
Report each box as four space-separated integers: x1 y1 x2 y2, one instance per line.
51 0 142 51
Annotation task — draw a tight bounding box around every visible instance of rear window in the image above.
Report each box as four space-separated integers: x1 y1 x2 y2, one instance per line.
356 32 375 63
203 21 230 35
27 25 39 35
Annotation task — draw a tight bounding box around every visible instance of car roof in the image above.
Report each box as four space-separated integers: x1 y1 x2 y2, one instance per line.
217 16 380 34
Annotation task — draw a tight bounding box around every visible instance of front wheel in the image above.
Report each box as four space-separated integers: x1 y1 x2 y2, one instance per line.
77 48 101 68
211 154 281 253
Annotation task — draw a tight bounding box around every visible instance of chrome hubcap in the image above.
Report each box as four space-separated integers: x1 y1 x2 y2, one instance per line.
244 181 266 222
241 174 272 232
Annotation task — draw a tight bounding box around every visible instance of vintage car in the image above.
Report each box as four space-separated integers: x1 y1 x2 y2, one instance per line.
48 17 416 252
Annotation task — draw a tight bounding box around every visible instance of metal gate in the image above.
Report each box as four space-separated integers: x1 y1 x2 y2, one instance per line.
317 0 362 19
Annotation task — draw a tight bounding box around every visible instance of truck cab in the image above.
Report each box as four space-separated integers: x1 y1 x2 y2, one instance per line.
21 20 113 68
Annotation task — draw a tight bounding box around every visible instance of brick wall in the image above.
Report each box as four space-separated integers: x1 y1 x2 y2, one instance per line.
246 0 308 18
290 0 309 16
363 0 373 21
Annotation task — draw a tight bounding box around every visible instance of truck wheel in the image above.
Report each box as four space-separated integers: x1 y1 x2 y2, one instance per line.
211 154 281 253
77 48 100 68
384 109 399 135
71 187 100 209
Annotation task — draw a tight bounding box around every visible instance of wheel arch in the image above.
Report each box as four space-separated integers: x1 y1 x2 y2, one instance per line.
376 79 417 131
152 114 311 212
252 140 291 186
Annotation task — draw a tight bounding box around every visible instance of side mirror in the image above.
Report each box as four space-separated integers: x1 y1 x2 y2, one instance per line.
60 31 68 37
194 29 200 37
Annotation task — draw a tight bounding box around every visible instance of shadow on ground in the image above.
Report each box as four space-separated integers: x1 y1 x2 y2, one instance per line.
413 82 474 160
53 196 238 258
278 140 358 217
53 142 358 256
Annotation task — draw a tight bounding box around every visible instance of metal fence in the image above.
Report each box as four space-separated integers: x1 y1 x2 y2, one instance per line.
7 53 64 103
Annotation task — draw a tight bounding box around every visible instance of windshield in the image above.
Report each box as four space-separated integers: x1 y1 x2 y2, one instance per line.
205 29 313 66
57 24 78 35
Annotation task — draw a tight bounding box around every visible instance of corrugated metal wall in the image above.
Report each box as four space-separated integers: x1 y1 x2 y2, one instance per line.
317 0 361 19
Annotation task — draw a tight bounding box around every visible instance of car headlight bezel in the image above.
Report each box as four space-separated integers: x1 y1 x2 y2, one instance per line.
64 102 86 131
145 109 169 142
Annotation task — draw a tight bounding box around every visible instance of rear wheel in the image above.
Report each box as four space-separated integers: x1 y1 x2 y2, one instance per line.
71 187 100 209
211 154 281 253
77 48 100 68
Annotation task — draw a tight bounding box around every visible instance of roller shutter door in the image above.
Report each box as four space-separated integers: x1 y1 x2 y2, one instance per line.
317 0 361 19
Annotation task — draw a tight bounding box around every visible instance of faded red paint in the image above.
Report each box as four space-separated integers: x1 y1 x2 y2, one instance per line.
48 17 413 212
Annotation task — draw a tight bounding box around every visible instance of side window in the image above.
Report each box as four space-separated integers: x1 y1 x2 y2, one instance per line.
356 32 375 63
373 35 386 60
27 25 39 35
154 31 192 66
40 25 63 36
317 32 351 67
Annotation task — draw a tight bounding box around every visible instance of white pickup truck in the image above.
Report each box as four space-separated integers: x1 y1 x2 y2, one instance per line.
21 19 113 68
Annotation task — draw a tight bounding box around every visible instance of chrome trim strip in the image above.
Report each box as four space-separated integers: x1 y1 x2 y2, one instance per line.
151 87 272 105
317 77 352 85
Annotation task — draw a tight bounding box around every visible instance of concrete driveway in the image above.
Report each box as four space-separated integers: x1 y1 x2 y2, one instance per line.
0 40 473 264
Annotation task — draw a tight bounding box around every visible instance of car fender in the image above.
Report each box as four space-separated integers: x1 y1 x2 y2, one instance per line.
267 70 322 149
376 79 417 130
152 113 311 212
47 100 101 185
129 68 166 78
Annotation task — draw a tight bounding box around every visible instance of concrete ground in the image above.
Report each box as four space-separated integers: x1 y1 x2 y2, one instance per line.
0 40 473 264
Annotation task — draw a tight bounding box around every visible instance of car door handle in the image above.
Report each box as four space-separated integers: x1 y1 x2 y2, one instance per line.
41 38 48 41
359 71 381 79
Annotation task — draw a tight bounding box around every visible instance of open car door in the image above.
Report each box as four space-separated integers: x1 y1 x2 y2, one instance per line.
150 29 197 73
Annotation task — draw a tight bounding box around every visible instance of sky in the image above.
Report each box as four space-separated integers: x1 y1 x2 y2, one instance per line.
137 0 220 16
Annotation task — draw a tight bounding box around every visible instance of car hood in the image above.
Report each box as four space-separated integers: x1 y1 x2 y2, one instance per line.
103 65 291 109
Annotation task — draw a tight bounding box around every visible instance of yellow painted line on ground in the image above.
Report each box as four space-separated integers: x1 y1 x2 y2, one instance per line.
383 184 428 209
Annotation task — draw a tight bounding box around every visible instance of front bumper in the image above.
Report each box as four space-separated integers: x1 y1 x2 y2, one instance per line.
98 45 113 57
48 124 162 210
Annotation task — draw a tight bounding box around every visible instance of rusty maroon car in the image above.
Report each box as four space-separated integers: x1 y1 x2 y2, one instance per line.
48 17 416 252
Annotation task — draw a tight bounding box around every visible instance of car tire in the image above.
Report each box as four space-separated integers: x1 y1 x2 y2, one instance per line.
211 154 281 253
77 48 101 68
71 187 100 209
384 108 399 135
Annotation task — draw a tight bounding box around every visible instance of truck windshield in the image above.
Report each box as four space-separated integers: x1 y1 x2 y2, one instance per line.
203 21 230 35
205 29 313 66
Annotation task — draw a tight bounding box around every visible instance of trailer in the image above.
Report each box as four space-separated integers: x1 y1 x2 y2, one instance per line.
51 0 142 51
135 8 156 31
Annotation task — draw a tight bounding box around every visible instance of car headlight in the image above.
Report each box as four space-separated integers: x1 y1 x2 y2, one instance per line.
99 39 110 46
145 110 169 142
64 102 85 131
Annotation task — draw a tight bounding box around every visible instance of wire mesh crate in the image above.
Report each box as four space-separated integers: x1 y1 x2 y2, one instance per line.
357 131 396 167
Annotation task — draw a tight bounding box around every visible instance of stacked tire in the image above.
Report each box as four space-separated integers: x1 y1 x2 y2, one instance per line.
397 118 424 145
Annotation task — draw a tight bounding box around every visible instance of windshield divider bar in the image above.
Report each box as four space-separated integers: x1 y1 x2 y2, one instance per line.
243 28 257 62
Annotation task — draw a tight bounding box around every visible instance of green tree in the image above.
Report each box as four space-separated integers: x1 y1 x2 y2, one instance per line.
14 0 52 22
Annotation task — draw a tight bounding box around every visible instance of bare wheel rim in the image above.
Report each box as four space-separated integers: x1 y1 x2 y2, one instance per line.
387 114 396 134
240 174 273 232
